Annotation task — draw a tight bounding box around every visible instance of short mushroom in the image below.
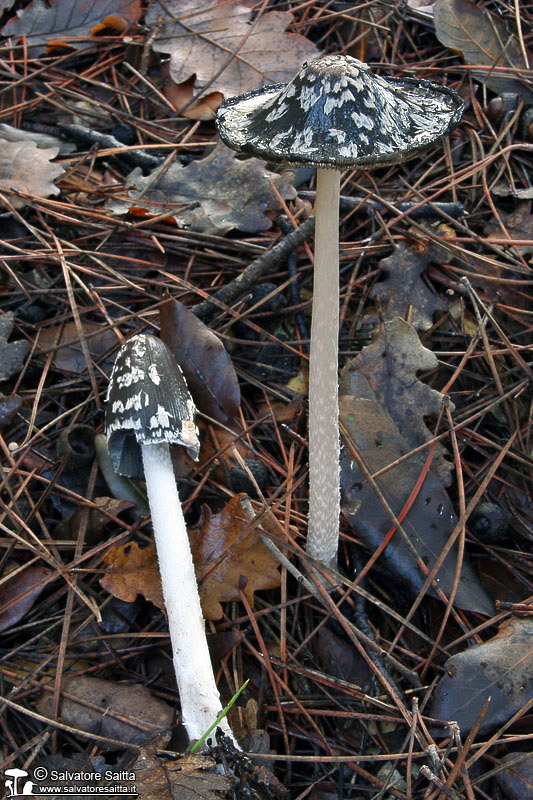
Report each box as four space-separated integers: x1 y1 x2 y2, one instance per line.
105 333 234 745
216 55 463 569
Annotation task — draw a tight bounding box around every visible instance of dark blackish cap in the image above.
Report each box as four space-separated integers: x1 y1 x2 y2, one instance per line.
216 55 464 169
105 334 200 478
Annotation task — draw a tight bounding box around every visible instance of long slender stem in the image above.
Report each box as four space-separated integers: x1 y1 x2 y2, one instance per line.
306 167 341 569
141 441 234 744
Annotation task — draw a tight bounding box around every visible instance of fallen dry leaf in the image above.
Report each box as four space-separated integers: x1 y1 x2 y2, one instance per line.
101 496 280 621
0 139 64 209
406 0 434 19
339 372 494 616
347 317 453 485
53 497 135 545
160 293 241 425
495 752 533 800
108 142 296 234
100 541 165 611
190 494 281 620
484 203 533 260
130 740 230 799
36 320 117 374
2 0 141 56
431 617 533 734
0 393 22 429
0 311 29 382
161 65 224 121
370 242 448 331
434 0 533 101
0 0 15 15
36 676 173 747
0 565 54 632
171 416 254 490
0 123 76 153
146 0 320 104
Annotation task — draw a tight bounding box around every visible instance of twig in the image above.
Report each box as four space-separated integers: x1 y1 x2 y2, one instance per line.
191 217 315 320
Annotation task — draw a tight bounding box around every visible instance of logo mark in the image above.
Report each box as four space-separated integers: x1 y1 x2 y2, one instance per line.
4 768 35 797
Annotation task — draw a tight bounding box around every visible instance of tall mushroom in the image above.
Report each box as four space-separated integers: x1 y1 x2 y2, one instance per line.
216 55 463 569
105 333 234 745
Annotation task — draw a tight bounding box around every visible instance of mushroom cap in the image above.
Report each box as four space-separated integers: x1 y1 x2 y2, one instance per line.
216 54 464 169
105 334 200 478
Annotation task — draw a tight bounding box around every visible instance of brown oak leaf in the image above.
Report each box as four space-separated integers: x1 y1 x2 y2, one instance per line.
129 740 231 800
108 142 296 234
146 0 320 106
0 139 64 209
190 494 281 620
2 0 141 56
36 321 117 374
434 0 533 101
100 496 280 620
371 241 448 331
344 317 454 485
100 541 165 610
484 203 533 260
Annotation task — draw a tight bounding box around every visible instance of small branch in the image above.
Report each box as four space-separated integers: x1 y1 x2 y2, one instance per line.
299 190 465 219
58 123 164 171
191 217 315 321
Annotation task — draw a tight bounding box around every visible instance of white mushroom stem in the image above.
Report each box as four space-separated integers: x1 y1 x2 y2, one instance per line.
306 167 341 570
141 441 234 745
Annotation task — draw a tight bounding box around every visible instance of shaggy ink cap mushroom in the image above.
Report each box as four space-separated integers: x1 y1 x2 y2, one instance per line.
216 54 464 168
216 55 464 572
105 333 199 478
105 334 235 745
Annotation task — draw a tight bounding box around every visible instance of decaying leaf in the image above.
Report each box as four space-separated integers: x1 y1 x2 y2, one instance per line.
146 0 320 108
406 0 434 20
0 0 15 15
129 739 231 800
190 494 281 620
0 123 76 153
314 627 370 688
53 497 135 544
0 565 54 632
0 393 22 429
100 541 165 610
161 66 224 121
100 496 279 621
491 182 533 201
36 676 173 747
495 752 533 800
160 293 240 425
171 416 253 488
339 374 494 615
346 317 453 484
431 618 533 734
434 0 533 101
1 0 141 56
108 142 296 234
484 203 533 260
370 242 448 330
0 311 29 382
37 320 117 374
0 139 64 209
